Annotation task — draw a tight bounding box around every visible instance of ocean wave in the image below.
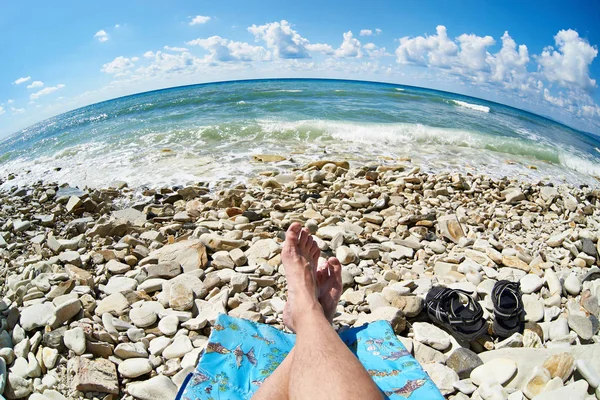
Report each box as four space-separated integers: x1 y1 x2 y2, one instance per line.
395 88 405 91
261 89 303 93
452 100 490 113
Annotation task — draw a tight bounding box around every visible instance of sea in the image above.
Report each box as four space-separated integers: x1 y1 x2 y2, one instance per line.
1 78 599 190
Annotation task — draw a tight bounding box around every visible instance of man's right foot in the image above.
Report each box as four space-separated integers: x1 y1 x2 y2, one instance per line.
316 257 343 323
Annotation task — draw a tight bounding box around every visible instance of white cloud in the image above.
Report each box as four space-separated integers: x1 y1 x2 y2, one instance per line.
11 107 25 115
95 30 109 42
164 46 189 52
187 36 269 62
0 106 4 115
363 43 390 58
360 28 382 36
248 20 310 59
26 80 44 89
144 51 155 58
115 24 120 28
14 76 31 85
7 99 14 104
487 32 530 86
456 33 495 71
305 43 334 54
190 15 211 26
335 31 362 58
133 51 204 78
101 56 138 75
537 29 597 91
396 25 458 68
30 84 65 100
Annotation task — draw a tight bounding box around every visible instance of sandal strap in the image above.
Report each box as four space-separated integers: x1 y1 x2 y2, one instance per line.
427 287 482 326
493 281 523 319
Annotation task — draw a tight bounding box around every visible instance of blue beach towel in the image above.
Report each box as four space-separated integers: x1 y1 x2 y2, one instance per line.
176 314 443 399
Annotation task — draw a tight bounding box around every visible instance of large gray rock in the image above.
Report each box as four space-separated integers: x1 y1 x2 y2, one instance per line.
20 303 55 331
446 347 484 379
150 239 208 272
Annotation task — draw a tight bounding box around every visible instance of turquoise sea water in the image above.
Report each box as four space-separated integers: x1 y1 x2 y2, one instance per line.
1 79 599 189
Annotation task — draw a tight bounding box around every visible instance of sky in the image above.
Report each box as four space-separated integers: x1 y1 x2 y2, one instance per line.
1 0 599 138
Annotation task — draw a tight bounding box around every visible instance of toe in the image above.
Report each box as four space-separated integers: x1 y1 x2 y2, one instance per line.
283 223 302 257
298 227 310 252
328 257 343 297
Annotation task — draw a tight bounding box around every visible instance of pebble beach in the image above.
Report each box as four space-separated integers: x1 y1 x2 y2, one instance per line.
0 156 599 399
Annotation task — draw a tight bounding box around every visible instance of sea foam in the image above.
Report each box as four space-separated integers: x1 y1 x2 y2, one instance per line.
452 100 490 113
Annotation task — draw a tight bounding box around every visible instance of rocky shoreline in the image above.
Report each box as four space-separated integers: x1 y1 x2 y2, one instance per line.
0 159 599 400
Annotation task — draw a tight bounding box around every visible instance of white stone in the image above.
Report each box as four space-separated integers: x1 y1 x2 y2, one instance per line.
523 294 544 322
118 358 152 378
545 269 562 297
130 303 158 328
149 337 172 356
564 274 582 296
114 343 148 359
549 317 570 340
422 363 459 395
20 303 54 331
520 275 543 294
471 358 517 386
102 276 138 294
162 335 193 359
158 315 179 336
453 379 477 395
42 348 59 370
412 322 451 351
575 358 600 388
127 374 178 400
64 327 85 356
532 379 587 400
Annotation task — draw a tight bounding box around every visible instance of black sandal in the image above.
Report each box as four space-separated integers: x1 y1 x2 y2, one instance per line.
425 286 488 342
491 280 524 337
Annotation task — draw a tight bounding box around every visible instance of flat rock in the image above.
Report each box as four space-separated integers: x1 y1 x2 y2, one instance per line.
106 259 131 274
162 335 193 360
199 234 245 252
70 356 118 394
412 322 451 351
478 346 600 389
543 352 575 382
169 283 194 311
470 358 517 386
64 327 86 355
568 315 593 340
20 302 54 331
146 262 182 279
127 374 178 400
422 363 459 395
523 294 544 322
118 358 152 378
130 304 158 328
532 379 588 400
102 276 138 294
520 274 543 294
95 293 129 316
354 306 406 334
437 215 465 244
446 348 484 379
150 239 208 272
522 366 551 399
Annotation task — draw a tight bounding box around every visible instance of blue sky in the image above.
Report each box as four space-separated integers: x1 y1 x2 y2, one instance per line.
1 0 599 137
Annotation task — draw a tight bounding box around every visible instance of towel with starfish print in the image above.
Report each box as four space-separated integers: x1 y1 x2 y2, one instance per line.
176 314 444 400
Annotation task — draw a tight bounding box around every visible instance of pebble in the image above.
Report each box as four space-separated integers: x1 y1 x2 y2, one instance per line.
118 358 152 378
127 374 178 399
64 327 86 355
1 164 599 399
162 335 193 359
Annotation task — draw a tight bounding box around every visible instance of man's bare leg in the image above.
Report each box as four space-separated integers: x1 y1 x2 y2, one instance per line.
254 223 381 400
253 227 342 399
